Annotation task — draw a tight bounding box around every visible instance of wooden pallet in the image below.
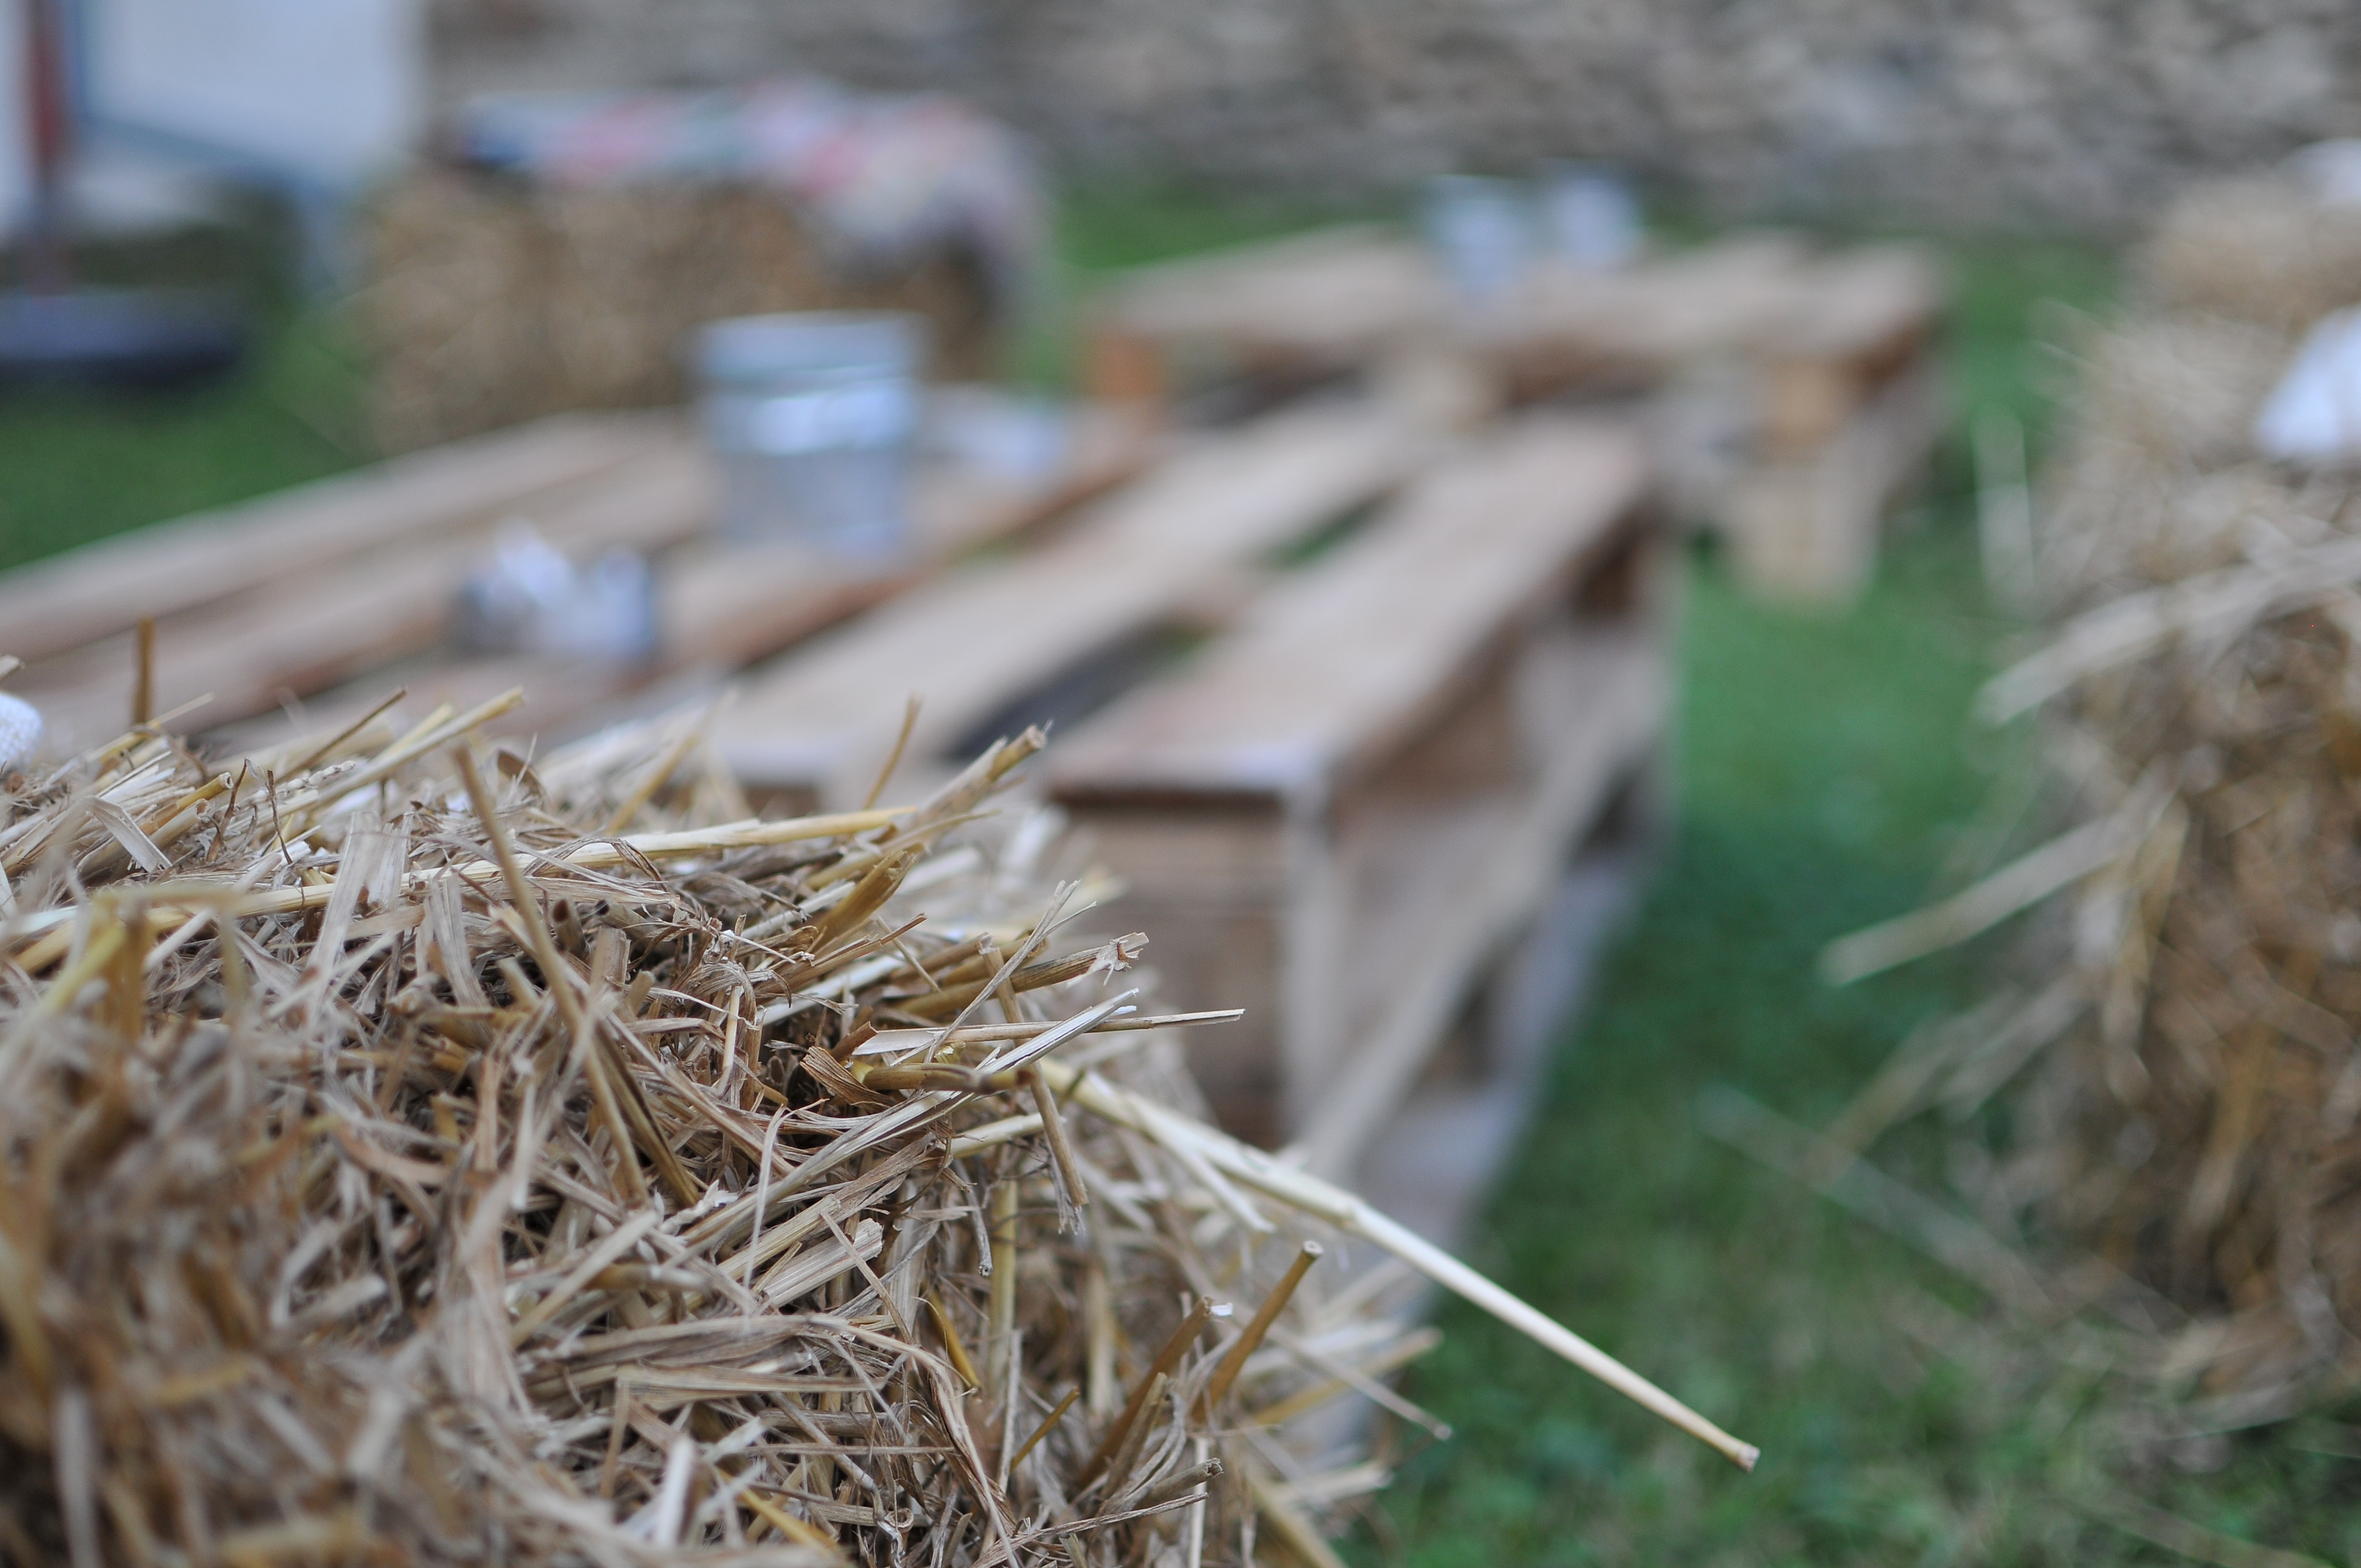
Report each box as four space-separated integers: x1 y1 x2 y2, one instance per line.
1086 229 1814 406
13 400 1156 754
1045 416 1665 1168
714 398 1442 810
1715 248 1946 604
1090 226 1944 603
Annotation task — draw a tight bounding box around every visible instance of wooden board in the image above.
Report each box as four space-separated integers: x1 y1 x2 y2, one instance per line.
16 435 716 750
0 411 665 665
1090 227 1839 403
1299 624 1663 1171
193 404 1163 754
1048 418 1650 809
1724 355 1945 605
1048 419 1664 1159
716 399 1443 808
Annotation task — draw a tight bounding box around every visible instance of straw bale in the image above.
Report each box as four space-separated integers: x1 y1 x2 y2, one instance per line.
2036 317 2298 601
2137 178 2361 335
1827 190 2361 1406
0 674 1750 1563
360 170 998 454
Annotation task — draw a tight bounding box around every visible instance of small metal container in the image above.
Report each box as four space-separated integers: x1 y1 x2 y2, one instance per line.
695 311 927 560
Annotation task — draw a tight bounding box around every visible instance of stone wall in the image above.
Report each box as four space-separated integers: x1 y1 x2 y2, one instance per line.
429 0 2361 231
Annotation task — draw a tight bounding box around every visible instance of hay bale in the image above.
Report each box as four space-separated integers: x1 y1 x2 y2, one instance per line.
2037 317 2295 598
360 169 999 453
1825 186 2361 1406
2137 177 2361 334
0 682 1751 1561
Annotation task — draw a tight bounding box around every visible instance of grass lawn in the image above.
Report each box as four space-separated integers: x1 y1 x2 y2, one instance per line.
0 218 370 575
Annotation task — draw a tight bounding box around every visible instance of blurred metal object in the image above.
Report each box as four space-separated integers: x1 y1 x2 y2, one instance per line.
697 310 926 560
922 385 1070 483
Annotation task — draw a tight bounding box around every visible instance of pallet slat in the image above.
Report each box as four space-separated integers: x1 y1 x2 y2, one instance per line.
1049 419 1663 1160
1048 421 1646 805
1299 625 1662 1172
0 412 663 665
717 400 1441 808
17 438 715 749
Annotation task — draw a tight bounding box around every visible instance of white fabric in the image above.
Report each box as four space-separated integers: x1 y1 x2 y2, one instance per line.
2254 308 2361 465
0 693 43 773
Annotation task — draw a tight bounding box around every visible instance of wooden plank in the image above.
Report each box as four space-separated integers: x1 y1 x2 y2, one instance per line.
657 403 1158 673
1096 227 1823 399
1756 246 1944 451
1296 623 1664 1173
19 437 715 750
1724 356 1944 606
0 411 666 664
717 399 1441 807
1047 418 1651 809
1503 234 1814 375
192 405 1163 755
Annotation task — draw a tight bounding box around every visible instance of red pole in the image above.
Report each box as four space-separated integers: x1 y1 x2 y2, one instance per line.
21 0 73 292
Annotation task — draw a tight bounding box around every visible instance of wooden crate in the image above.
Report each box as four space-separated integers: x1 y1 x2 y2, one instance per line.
1046 416 1666 1168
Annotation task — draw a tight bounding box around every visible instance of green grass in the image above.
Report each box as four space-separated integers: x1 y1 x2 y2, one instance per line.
0 307 368 573
0 210 371 574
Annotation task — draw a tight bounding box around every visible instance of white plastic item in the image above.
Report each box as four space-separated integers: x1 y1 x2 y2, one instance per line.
1423 175 1532 311
2254 307 2361 464
0 692 43 772
453 521 657 663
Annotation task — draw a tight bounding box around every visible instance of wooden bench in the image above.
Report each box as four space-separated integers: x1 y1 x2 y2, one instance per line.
715 398 1443 810
1046 416 1666 1168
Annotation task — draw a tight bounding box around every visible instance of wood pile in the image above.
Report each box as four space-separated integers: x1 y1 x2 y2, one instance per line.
1820 177 2361 1407
361 171 1000 453
0 677 1755 1564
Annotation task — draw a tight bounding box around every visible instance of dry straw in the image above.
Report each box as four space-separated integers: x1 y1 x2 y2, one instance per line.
1820 176 2361 1410
0 677 1750 1566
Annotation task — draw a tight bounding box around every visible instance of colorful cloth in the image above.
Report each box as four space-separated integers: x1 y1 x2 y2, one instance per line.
454 78 1043 295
